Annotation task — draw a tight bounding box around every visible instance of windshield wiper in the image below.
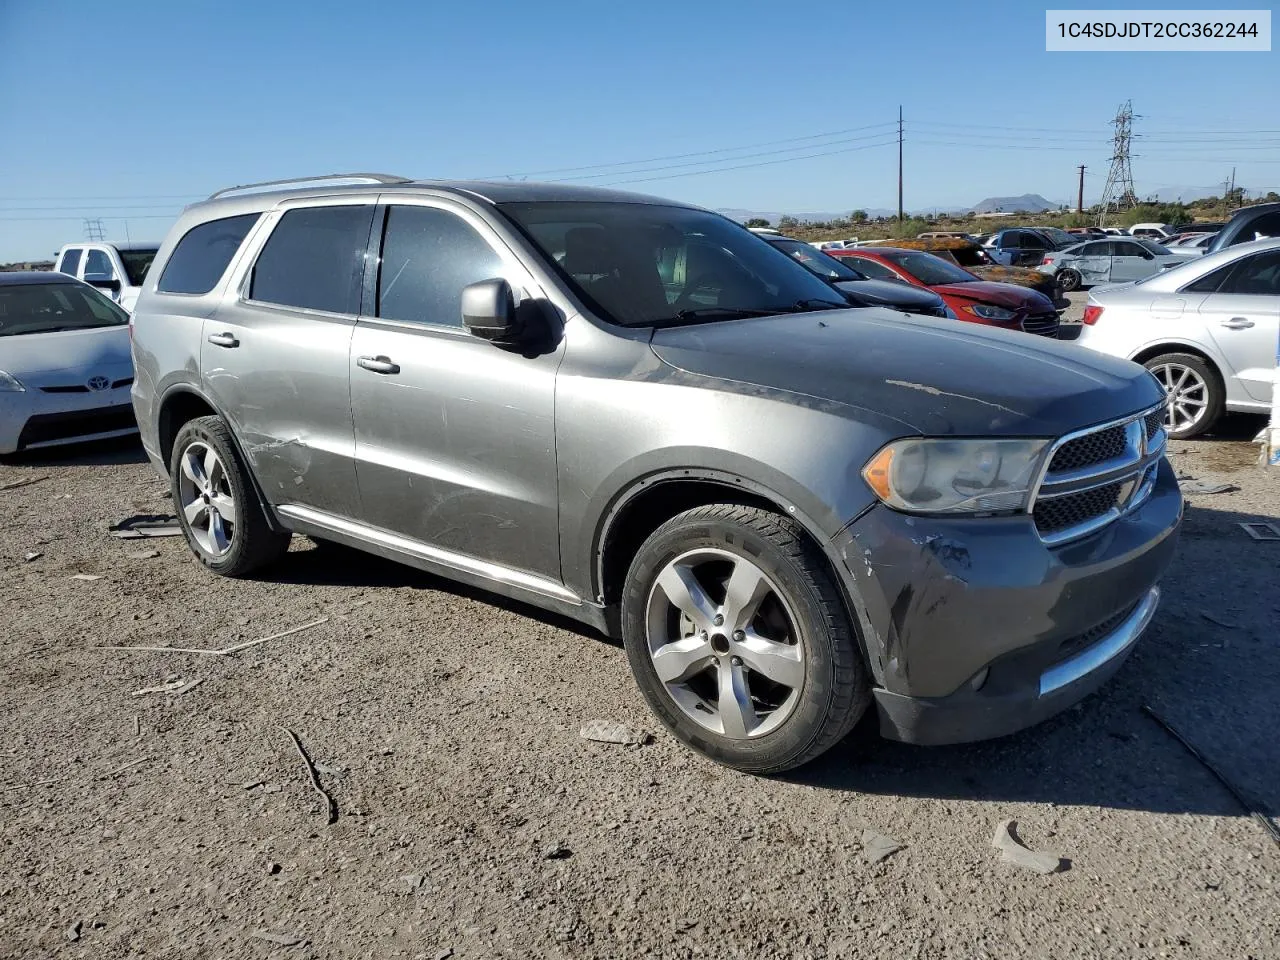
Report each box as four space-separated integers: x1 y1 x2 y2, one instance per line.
660 307 786 324
790 298 849 311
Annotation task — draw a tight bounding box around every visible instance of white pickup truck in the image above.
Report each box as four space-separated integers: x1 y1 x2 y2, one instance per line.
53 242 159 313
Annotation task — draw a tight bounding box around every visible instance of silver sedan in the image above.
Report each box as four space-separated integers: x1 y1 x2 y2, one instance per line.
1073 238 1280 438
1038 237 1186 291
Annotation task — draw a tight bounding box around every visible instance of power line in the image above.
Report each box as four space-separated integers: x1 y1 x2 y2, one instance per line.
602 139 898 186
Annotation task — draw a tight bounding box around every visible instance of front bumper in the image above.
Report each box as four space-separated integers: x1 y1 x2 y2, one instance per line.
833 458 1183 745
0 386 137 455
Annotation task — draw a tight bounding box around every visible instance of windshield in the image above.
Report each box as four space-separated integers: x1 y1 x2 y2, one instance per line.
119 248 158 286
945 246 994 267
498 202 845 326
1039 228 1077 249
767 238 866 281
0 281 129 336
878 249 978 285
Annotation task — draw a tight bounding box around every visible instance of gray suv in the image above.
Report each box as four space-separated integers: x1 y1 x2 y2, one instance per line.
131 174 1182 773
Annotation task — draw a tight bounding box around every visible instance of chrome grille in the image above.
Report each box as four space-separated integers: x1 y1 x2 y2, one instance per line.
1049 425 1127 473
1021 312 1060 338
1031 403 1167 546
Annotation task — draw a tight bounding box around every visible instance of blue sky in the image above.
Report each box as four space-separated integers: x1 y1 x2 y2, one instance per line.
0 0 1276 260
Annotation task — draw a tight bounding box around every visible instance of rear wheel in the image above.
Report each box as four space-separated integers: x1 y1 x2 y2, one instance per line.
621 504 870 774
170 416 291 576
1143 353 1224 439
1057 268 1082 292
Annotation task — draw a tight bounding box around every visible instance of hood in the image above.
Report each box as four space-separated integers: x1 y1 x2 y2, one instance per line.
0 325 132 380
929 280 1054 312
649 309 1162 437
833 278 943 311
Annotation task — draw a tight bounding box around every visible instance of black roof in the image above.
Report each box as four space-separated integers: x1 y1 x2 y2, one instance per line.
0 271 77 286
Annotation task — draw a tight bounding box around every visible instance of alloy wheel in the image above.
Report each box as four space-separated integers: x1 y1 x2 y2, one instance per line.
176 441 237 557
644 548 804 739
1151 362 1209 434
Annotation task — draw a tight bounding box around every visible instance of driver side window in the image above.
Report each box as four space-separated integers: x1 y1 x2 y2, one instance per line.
843 256 899 281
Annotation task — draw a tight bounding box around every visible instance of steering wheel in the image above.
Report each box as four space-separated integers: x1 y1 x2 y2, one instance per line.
673 272 724 310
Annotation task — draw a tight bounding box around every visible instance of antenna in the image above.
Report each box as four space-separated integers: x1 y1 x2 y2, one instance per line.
1098 100 1139 226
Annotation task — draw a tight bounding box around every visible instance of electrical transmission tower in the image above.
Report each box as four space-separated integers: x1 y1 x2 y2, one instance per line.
1098 100 1139 225
82 218 106 241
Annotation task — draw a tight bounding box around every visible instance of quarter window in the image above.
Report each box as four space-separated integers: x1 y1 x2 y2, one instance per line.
377 205 505 328
250 206 373 314
1218 251 1280 295
59 249 82 277
158 213 260 295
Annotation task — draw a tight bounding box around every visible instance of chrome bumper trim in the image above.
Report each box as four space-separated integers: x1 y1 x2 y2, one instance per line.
1039 586 1160 696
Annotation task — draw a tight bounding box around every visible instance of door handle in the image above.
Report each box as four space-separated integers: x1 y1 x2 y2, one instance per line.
1220 318 1255 330
207 332 239 348
357 355 400 374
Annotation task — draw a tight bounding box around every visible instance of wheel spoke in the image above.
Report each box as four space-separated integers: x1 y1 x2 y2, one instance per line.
181 449 206 486
656 563 717 631
208 510 230 554
1174 367 1191 391
210 492 237 526
183 499 207 525
736 630 804 689
717 660 756 738
651 635 715 684
203 449 222 489
722 558 771 632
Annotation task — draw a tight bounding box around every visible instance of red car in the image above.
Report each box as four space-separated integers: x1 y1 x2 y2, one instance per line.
829 247 1060 337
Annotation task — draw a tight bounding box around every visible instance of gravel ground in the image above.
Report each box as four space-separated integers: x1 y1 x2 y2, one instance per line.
2 414 1278 959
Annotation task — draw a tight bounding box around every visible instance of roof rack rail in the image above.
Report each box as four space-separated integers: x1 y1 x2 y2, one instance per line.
208 173 413 200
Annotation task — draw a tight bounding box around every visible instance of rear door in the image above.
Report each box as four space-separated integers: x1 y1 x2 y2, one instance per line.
1016 231 1050 266
201 199 371 518
1071 241 1113 284
348 198 564 581
1196 249 1280 403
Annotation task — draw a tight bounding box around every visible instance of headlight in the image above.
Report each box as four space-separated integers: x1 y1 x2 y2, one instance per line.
963 304 1017 321
862 438 1050 514
0 371 25 392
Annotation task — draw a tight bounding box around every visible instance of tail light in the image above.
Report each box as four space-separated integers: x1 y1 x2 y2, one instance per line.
1042 256 1054 265
1082 305 1104 326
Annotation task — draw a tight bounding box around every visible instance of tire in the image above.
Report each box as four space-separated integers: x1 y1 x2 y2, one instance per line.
1057 268 1082 292
169 415 291 577
621 504 870 774
1142 352 1224 440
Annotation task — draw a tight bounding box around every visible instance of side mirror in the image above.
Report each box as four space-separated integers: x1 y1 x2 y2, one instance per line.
1141 252 1154 260
86 277 121 293
461 278 522 343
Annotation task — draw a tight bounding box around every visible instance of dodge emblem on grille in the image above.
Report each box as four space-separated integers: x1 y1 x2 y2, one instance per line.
86 376 110 392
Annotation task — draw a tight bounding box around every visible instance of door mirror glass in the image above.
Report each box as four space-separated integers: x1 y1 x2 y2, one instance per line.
86 277 122 292
462 278 521 342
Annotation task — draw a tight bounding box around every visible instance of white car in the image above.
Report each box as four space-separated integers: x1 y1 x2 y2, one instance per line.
1074 238 1280 438
0 272 137 455
54 241 159 313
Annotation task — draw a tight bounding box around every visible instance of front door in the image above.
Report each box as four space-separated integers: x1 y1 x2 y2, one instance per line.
201 200 372 518
1109 240 1155 282
1197 248 1280 403
349 200 563 582
83 248 121 302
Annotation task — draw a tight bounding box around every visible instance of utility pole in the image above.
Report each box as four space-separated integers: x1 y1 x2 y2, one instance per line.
897 105 904 223
1229 167 1236 209
1076 165 1086 214
82 218 105 241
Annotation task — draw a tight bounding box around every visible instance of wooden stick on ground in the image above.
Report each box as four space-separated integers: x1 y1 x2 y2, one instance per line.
279 727 337 825
0 777 63 793
98 617 329 657
0 475 49 492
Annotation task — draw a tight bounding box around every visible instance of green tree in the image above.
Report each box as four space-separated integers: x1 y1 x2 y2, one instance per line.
850 209 868 223
777 215 800 231
745 218 771 228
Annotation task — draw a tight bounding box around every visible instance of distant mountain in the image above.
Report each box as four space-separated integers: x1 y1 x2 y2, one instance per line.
718 207 896 225
970 194 1058 214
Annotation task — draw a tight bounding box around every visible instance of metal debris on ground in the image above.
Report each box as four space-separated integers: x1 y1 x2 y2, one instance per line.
1239 521 1280 541
71 574 103 581
108 515 183 539
579 719 652 746
1142 705 1280 848
248 930 305 946
992 820 1064 874
0 475 49 492
861 828 903 864
279 726 338 824
64 920 82 942
1177 479 1239 495
126 548 161 560
23 551 41 562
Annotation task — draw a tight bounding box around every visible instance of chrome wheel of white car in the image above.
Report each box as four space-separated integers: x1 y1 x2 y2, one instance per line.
1143 353 1224 439
177 440 237 557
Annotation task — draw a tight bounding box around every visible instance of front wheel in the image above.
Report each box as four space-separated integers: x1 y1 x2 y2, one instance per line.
1143 353 1224 439
1057 268 1082 292
621 504 870 774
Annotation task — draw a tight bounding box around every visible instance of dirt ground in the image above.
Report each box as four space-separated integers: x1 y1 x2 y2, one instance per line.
2 413 1278 959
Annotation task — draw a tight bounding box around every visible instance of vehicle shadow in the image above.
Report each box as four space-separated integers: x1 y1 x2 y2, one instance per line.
0 435 147 467
789 501 1280 819
265 539 610 643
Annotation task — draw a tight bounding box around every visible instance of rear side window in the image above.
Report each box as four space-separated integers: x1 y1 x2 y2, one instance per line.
59 249 82 276
1183 263 1233 293
1218 250 1280 295
250 206 373 314
84 249 115 280
158 213 260 295
377 205 504 328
